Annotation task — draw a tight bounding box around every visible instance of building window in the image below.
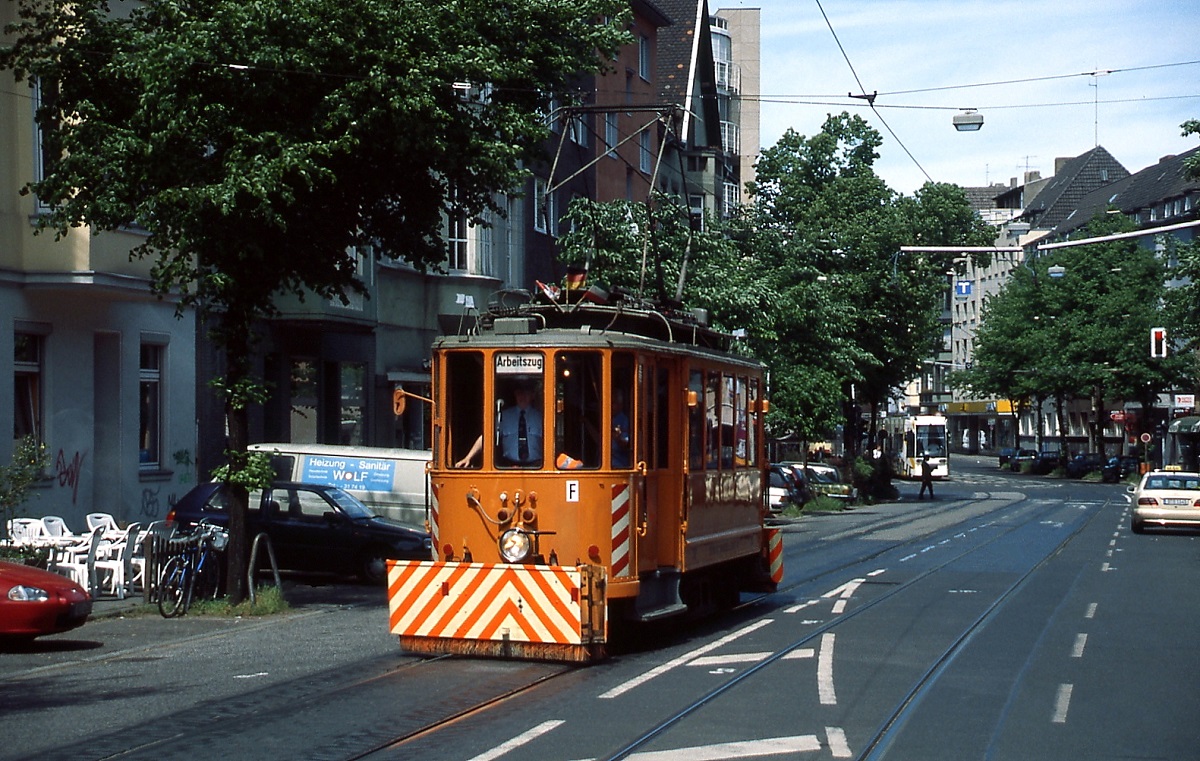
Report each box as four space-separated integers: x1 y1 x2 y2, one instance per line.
330 247 367 311
534 178 555 234
605 113 619 158
569 113 588 146
446 211 468 271
32 78 58 212
139 343 164 468
640 131 653 173
723 181 739 216
638 35 652 80
14 332 43 442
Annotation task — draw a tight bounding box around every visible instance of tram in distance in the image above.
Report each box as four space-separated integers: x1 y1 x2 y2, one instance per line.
881 413 950 479
386 293 784 662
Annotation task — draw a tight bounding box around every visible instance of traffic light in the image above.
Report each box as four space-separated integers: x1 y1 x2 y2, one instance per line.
1150 327 1168 358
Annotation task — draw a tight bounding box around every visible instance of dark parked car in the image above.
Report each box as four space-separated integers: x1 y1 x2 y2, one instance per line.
1102 455 1141 483
1031 450 1064 475
1009 449 1038 472
0 560 91 640
1065 452 1106 478
997 447 1020 468
166 482 432 583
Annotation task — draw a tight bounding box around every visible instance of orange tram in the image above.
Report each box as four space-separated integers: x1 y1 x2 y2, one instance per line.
387 297 783 662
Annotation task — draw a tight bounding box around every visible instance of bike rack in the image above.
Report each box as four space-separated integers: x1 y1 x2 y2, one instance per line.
247 532 282 604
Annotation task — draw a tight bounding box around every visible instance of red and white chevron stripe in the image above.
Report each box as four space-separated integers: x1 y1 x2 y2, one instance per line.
388 561 587 645
766 527 784 585
610 483 632 578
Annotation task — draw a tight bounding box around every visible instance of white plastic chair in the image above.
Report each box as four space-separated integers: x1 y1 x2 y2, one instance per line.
41 515 74 539
6 518 47 546
52 526 105 590
86 512 120 535
95 523 141 598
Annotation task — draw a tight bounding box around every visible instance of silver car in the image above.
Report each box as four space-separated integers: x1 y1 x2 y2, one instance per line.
1129 470 1200 533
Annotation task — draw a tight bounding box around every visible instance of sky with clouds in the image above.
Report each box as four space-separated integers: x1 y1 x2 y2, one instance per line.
714 0 1200 195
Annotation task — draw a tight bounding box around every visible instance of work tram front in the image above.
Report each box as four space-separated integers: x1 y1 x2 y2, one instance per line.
387 299 783 662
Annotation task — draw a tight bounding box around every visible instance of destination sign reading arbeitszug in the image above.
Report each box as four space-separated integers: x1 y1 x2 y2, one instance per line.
494 353 543 375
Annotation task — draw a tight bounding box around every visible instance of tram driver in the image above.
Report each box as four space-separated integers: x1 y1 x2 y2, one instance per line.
455 376 544 468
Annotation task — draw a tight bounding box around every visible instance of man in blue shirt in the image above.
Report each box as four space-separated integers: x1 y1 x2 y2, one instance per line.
455 378 543 467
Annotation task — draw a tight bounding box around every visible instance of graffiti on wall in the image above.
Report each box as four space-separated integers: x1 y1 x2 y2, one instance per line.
173 449 195 485
55 448 87 505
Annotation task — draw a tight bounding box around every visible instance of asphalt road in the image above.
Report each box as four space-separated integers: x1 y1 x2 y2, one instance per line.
4 458 1197 761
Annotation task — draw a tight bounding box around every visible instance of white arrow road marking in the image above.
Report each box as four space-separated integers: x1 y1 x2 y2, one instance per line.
625 734 823 760
600 619 774 699
823 578 864 615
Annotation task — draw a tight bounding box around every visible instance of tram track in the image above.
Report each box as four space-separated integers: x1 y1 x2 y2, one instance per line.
347 488 1095 760
15 486 1102 761
603 492 1113 761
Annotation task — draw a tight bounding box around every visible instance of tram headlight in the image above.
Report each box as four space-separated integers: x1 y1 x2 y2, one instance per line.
498 528 533 563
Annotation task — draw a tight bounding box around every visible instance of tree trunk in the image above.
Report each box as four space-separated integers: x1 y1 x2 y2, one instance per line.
219 311 253 605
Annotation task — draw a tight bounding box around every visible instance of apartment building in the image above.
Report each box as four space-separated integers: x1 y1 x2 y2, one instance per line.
1 15 198 529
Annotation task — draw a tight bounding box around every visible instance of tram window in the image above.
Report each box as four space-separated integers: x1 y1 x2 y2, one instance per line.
445 352 484 470
732 376 748 466
721 373 736 468
688 370 704 469
493 358 546 468
707 371 721 468
656 366 670 470
748 378 760 467
611 354 634 469
554 352 601 469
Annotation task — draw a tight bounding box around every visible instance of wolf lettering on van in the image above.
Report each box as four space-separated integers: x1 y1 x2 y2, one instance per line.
248 443 430 529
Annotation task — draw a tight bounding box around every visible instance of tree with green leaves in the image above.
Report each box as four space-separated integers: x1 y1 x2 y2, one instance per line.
751 114 994 457
2 0 630 601
958 210 1185 454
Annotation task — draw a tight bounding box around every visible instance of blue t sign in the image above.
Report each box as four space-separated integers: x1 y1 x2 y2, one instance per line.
954 280 972 300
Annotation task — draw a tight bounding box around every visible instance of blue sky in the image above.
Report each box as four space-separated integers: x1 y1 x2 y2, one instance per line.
715 0 1200 195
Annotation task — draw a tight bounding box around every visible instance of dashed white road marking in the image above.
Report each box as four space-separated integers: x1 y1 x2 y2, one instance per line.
1085 603 1098 619
1072 633 1088 658
625 734 824 760
785 599 820 614
818 632 837 705
467 720 564 761
826 726 852 758
1052 683 1074 723
688 649 815 668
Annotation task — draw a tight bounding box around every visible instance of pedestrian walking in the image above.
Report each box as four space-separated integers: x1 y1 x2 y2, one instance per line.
919 455 935 499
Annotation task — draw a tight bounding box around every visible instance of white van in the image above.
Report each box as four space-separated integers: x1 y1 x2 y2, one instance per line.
248 443 431 529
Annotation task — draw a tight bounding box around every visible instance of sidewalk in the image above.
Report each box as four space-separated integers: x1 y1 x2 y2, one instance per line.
90 575 388 619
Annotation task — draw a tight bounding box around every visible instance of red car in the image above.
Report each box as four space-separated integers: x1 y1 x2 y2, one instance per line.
0 560 92 640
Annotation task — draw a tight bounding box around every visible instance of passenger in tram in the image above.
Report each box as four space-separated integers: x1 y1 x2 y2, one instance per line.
611 389 631 468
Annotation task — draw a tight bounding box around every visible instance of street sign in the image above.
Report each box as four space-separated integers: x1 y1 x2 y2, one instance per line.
1140 432 1152 443
954 280 972 300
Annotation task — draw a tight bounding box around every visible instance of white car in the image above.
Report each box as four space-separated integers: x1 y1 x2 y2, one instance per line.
1129 470 1200 533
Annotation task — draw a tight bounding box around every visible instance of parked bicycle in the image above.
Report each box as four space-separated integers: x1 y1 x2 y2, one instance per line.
157 521 228 618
